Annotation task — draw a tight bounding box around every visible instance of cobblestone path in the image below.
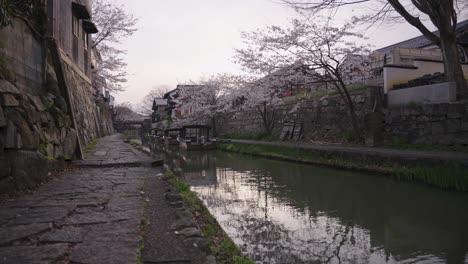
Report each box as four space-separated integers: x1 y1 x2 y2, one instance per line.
0 134 152 264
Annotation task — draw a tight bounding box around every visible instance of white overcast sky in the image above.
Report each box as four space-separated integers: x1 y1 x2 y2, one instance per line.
111 0 466 106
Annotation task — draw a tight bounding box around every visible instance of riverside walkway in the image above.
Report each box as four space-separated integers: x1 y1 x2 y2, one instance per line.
228 139 468 166
0 134 153 263
0 134 215 264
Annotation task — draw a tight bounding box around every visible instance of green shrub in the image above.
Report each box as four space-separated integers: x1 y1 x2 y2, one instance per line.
0 1 15 28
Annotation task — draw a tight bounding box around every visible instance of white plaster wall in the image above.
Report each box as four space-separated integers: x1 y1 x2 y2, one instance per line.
384 60 468 94
387 82 456 106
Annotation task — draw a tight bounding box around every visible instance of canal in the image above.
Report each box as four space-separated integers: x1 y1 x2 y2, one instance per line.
163 150 468 264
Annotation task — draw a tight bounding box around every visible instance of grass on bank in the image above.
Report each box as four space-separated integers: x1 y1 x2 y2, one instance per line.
219 143 468 192
221 132 276 141
166 170 254 264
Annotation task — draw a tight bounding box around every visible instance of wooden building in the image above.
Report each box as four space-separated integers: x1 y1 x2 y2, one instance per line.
47 0 98 79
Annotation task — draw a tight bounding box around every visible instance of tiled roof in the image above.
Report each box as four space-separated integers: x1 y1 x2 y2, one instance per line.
375 19 468 54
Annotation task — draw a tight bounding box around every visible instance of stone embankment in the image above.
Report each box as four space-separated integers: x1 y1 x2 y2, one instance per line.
226 139 468 167
220 87 468 147
0 134 216 264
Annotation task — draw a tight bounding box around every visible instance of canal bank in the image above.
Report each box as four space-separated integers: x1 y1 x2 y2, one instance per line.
219 140 468 191
134 144 254 263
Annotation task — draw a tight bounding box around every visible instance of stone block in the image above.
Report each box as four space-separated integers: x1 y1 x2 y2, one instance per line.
0 136 3 155
5 121 17 149
54 96 68 113
54 145 64 159
0 176 15 195
3 94 19 107
462 121 468 131
446 119 461 133
16 133 22 149
432 104 448 116
431 121 444 135
5 150 47 190
44 129 60 144
24 102 41 124
451 133 468 145
417 115 430 122
435 134 454 145
5 110 38 150
354 95 366 104
0 157 10 179
447 111 463 119
0 104 5 127
0 80 20 95
63 128 77 159
28 95 46 112
45 143 54 157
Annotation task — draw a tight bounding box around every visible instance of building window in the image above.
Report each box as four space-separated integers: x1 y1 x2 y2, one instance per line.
185 128 199 140
83 31 88 50
72 16 80 37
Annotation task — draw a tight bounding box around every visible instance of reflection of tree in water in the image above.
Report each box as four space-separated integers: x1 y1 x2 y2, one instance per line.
195 178 373 264
181 151 468 264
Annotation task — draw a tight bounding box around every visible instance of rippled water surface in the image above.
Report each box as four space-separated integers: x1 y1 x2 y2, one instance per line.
166 150 468 264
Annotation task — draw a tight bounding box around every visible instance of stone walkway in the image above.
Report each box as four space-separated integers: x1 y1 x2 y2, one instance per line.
0 134 152 264
228 139 468 166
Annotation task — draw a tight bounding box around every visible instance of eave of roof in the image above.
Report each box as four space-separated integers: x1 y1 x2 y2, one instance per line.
72 2 91 20
375 19 468 53
83 20 98 34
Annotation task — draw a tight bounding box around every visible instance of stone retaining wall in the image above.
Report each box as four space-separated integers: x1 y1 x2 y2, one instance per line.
0 18 113 194
62 62 100 146
219 88 468 147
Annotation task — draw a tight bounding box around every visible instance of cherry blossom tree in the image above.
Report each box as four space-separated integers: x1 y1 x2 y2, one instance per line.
113 102 134 123
235 16 371 140
233 64 318 135
92 0 137 92
282 0 468 94
139 84 172 116
172 74 240 136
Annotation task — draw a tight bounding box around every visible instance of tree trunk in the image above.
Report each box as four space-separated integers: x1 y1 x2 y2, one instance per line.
387 0 467 97
334 77 362 143
211 116 217 137
439 31 467 98
343 91 362 143
257 102 272 135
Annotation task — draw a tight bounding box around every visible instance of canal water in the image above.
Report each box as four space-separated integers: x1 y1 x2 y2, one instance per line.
163 150 468 264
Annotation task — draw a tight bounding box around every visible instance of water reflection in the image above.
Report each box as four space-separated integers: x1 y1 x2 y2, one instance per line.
166 151 468 264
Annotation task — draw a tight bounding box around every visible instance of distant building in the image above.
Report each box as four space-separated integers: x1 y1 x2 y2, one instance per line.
151 98 169 123
368 20 468 105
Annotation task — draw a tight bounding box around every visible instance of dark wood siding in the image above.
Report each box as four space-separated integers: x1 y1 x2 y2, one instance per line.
49 0 91 78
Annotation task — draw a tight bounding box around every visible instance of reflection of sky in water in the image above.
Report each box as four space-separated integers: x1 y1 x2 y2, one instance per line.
191 167 452 264
194 169 413 264
171 151 468 264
